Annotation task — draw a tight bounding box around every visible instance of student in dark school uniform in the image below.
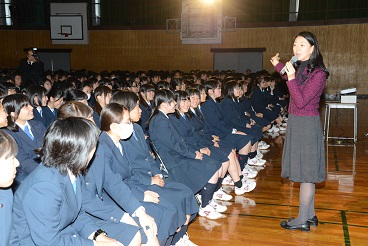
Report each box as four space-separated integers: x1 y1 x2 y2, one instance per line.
149 89 226 220
0 110 20 246
186 87 259 183
170 91 257 198
25 85 48 127
138 84 155 138
2 94 46 190
201 80 266 168
111 91 199 246
10 117 131 246
42 87 64 128
91 103 185 245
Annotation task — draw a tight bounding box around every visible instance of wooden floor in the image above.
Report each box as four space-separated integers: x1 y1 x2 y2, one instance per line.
188 99 368 246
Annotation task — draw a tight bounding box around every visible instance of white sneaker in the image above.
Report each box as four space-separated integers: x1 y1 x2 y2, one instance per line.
256 151 264 159
182 233 198 246
247 156 266 166
234 180 257 195
242 166 258 179
213 188 233 201
209 200 227 213
222 175 234 186
258 142 270 150
199 204 224 219
272 125 280 132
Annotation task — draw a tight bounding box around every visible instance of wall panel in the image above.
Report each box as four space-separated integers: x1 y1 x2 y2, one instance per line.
0 23 367 94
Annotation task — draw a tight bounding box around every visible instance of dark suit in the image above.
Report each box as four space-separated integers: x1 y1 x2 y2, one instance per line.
5 120 46 189
0 189 13 246
89 131 179 241
41 106 58 128
18 58 44 85
10 165 98 246
201 99 252 150
250 87 279 122
149 111 221 193
121 124 198 221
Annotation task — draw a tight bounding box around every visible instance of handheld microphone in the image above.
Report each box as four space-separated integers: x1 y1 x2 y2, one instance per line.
280 56 298 75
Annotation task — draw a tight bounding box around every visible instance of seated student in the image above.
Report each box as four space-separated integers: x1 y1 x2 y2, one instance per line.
200 80 265 168
89 103 186 245
0 110 20 246
149 89 225 220
110 91 199 246
0 82 17 96
220 81 266 163
250 76 285 132
25 85 48 127
79 81 95 108
269 76 288 114
10 118 129 246
237 81 272 133
65 89 102 129
41 77 53 92
93 85 112 119
138 84 155 138
42 87 64 128
2 94 46 190
57 102 154 246
170 90 256 198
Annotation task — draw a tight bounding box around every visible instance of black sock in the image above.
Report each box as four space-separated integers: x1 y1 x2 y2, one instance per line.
238 154 248 170
239 175 244 180
201 182 217 208
214 177 224 192
248 151 256 159
171 224 188 244
234 179 243 188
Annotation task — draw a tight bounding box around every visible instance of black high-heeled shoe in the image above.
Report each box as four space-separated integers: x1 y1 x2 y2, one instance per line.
280 220 310 232
288 216 318 226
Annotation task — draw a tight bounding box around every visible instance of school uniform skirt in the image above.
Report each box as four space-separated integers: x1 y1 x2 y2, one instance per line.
281 114 325 183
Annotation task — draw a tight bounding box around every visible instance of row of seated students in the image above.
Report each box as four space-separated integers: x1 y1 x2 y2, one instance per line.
0 69 289 246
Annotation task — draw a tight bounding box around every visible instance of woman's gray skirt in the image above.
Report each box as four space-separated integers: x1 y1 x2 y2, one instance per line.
281 114 326 183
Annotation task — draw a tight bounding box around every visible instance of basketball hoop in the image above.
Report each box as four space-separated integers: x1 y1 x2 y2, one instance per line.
58 33 69 37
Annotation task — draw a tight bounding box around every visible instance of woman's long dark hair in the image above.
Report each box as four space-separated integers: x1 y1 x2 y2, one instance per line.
139 84 155 110
173 90 189 119
294 31 329 77
110 90 139 112
2 94 31 132
148 89 175 123
223 81 240 100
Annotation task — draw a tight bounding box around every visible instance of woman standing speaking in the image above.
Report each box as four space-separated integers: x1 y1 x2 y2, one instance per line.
270 31 329 231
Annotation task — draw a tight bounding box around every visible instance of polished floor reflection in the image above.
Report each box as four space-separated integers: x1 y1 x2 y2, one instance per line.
187 100 368 245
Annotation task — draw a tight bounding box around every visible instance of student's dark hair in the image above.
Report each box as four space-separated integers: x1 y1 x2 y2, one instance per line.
93 85 112 114
203 80 220 99
40 117 99 176
224 81 240 99
47 87 64 101
0 130 18 159
57 101 93 120
78 81 92 90
0 82 16 93
110 90 139 112
148 89 175 123
139 84 155 110
100 103 129 132
157 81 170 90
294 31 329 77
2 94 31 132
173 90 189 119
26 85 47 108
65 89 87 102
171 78 185 91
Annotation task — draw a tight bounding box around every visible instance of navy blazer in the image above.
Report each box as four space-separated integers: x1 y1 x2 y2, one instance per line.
121 124 161 187
149 111 197 168
41 106 57 128
32 108 46 126
138 102 152 136
5 120 46 182
86 131 143 213
250 86 270 113
10 165 98 246
220 97 250 132
0 189 13 246
201 98 233 139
